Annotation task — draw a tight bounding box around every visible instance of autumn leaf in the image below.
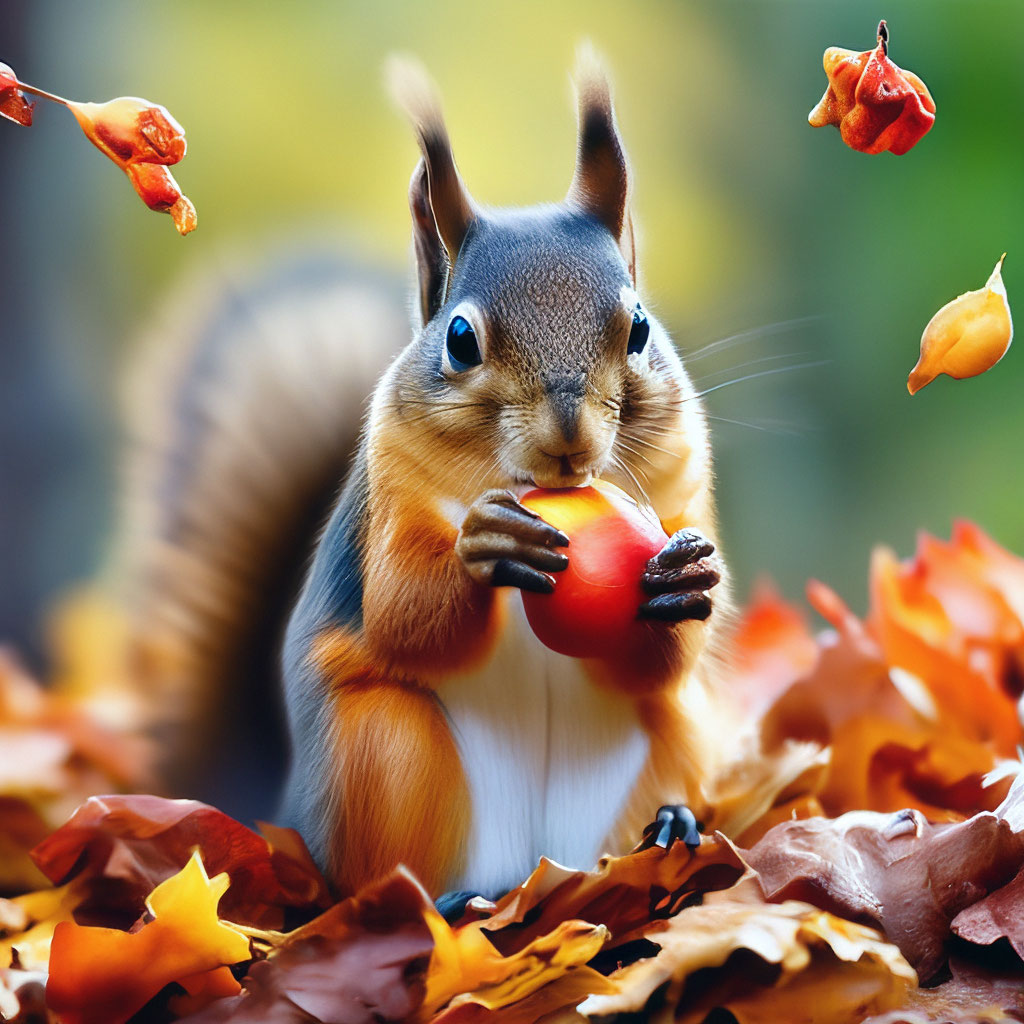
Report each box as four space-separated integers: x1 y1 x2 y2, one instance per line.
809 20 935 155
176 869 436 1023
863 955 1024 1024
46 851 251 1024
909 255 1013 395
476 837 744 956
0 62 33 126
743 779 1024 983
580 877 915 1022
0 65 196 234
31 794 331 930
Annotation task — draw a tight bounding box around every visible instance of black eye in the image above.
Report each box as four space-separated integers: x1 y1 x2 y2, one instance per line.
627 305 650 356
446 315 482 372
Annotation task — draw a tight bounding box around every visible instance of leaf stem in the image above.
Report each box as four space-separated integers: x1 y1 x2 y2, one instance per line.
877 20 889 57
17 80 71 106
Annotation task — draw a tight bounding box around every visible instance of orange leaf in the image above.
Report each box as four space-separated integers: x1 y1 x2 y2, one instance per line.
809 20 935 155
46 851 250 1024
909 255 1013 394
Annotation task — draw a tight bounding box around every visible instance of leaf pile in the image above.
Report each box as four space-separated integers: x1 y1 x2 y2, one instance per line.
2 523 1024 1022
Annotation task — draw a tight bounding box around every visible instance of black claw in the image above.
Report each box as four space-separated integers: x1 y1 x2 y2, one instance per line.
641 563 721 597
436 890 484 924
639 805 704 852
492 558 555 593
650 529 715 570
485 497 569 549
638 591 712 622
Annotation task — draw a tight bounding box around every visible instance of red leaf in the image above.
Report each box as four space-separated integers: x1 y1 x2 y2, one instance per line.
0 63 33 127
31 794 330 929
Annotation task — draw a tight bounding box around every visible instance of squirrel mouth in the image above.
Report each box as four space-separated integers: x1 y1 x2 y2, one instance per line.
530 452 595 489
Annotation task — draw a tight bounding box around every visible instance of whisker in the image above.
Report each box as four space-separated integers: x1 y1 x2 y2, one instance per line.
610 451 653 509
617 432 683 461
706 414 802 437
690 351 812 385
691 360 830 400
685 315 823 363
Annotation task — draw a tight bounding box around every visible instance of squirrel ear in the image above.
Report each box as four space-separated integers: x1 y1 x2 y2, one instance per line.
409 160 447 324
567 45 633 266
388 56 476 278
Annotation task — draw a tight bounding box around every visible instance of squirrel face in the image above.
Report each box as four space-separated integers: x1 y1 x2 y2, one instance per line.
403 208 687 490
383 51 699 501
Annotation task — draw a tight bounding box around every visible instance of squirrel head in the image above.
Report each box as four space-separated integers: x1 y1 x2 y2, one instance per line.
384 49 703 497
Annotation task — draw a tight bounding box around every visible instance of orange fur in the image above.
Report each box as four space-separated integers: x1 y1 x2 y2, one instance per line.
361 456 503 679
608 689 714 851
313 627 470 897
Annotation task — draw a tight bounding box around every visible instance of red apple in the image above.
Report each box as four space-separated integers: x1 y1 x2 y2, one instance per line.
520 481 668 659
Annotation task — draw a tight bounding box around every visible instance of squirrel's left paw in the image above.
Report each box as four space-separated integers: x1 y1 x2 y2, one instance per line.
638 528 721 622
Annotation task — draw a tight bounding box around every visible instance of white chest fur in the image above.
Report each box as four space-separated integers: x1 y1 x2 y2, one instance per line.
436 594 649 897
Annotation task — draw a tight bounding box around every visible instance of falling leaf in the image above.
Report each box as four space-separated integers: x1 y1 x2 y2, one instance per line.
31 794 331 930
67 96 197 235
46 851 251 1024
809 20 935 155
908 255 1013 394
0 62 33 126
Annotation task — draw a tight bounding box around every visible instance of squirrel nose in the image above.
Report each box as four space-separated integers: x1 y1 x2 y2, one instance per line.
547 382 584 442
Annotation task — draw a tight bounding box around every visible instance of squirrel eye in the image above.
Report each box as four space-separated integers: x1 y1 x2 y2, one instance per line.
446 315 482 372
627 304 650 356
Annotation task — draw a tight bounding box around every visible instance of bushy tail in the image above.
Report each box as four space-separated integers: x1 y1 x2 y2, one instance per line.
112 245 408 819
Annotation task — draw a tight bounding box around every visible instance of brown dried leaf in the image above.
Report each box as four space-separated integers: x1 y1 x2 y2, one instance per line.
580 877 915 1021
475 837 744 957
31 794 331 929
743 790 1024 982
177 870 435 1023
951 861 1024 960
864 955 1024 1023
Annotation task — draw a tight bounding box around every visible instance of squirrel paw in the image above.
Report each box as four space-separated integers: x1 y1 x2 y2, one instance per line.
637 804 704 852
456 489 568 594
638 528 721 622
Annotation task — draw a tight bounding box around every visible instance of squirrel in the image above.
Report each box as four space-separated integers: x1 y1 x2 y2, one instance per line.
116 49 728 903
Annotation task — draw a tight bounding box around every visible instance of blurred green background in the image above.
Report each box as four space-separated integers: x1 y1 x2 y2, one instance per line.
2 0 1023 667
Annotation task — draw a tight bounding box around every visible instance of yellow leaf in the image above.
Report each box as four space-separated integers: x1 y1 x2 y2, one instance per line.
909 255 1013 394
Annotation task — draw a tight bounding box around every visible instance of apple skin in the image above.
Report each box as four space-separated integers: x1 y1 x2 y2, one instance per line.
520 481 669 659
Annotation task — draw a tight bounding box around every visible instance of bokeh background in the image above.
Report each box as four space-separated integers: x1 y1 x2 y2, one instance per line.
3 0 1023 676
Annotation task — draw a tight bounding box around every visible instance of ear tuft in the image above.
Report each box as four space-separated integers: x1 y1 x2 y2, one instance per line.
568 43 630 244
386 54 475 268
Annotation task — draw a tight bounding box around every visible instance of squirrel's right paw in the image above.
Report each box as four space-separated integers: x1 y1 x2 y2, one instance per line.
456 489 569 593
